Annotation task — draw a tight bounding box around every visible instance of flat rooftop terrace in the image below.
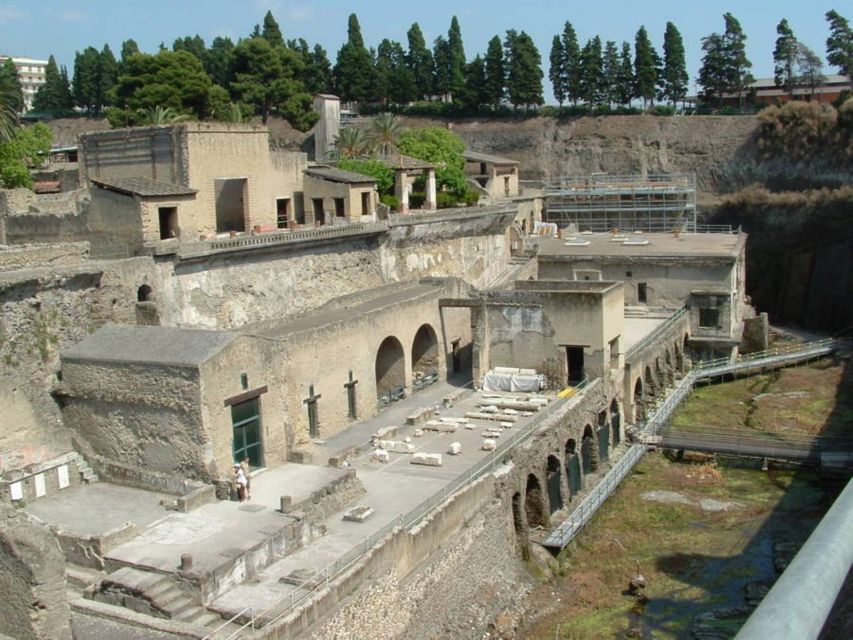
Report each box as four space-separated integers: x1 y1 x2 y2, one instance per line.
536 231 743 259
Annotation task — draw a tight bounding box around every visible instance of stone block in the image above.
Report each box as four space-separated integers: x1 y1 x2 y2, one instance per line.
483 429 502 438
371 449 390 463
481 439 497 451
378 440 415 454
288 449 313 464
372 426 398 440
406 407 435 426
413 429 424 437
447 442 462 455
342 506 375 522
423 421 457 433
411 452 443 467
500 422 514 429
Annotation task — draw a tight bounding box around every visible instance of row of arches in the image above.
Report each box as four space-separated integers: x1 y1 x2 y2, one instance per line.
513 399 622 535
375 324 440 403
632 333 689 422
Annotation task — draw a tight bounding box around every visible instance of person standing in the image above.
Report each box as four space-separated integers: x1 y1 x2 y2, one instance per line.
240 456 252 500
233 463 248 502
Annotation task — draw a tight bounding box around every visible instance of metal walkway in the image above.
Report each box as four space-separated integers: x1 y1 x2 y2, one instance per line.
542 338 843 549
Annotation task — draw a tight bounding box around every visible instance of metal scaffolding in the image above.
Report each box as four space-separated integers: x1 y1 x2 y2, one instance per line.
544 173 698 232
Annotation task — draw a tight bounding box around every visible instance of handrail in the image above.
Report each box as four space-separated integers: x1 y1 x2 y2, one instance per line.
694 339 837 378
214 379 597 637
625 307 688 361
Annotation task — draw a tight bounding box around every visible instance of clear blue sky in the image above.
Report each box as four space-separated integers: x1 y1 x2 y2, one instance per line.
0 0 846 101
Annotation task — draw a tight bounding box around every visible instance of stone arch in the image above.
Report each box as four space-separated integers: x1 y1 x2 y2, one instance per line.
665 349 675 385
655 358 665 392
644 365 655 400
581 424 598 473
675 341 684 371
597 410 610 462
411 323 439 383
633 377 645 422
375 336 406 402
565 438 582 496
524 473 547 528
546 455 563 513
682 333 690 368
610 398 621 446
511 491 530 559
137 284 152 302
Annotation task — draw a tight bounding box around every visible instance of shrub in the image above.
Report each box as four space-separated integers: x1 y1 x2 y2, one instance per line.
379 194 399 210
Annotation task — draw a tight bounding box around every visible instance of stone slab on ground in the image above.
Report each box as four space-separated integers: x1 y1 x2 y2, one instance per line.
411 453 443 467
342 506 375 522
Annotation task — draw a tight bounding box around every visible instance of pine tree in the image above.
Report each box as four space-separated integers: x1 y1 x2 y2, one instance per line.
72 47 101 114
33 55 73 115
602 41 620 107
406 23 434 100
97 44 118 114
376 40 414 105
459 55 487 110
721 13 753 108
261 10 284 48
561 22 582 105
579 36 604 105
333 14 376 103
120 39 139 65
483 35 505 107
447 16 466 100
505 30 543 108
173 35 206 61
825 10 852 87
306 44 333 95
0 59 24 113
616 42 634 106
206 36 235 88
433 36 451 100
634 26 658 107
549 35 567 106
661 22 688 105
797 43 826 98
773 20 799 97
698 32 727 106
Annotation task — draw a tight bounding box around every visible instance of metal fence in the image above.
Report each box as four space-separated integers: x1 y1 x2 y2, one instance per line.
209 379 596 639
693 338 838 379
624 307 688 361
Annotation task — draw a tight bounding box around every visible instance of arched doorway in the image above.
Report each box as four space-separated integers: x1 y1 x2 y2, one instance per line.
411 324 439 391
597 410 610 462
675 342 684 372
565 439 582 496
610 399 621 446
511 491 530 559
525 474 547 528
655 359 665 393
682 333 690 368
375 336 405 404
633 378 645 422
581 424 598 473
546 455 563 513
137 284 152 302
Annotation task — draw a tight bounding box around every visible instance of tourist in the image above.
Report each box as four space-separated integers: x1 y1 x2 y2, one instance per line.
233 463 248 502
240 456 252 500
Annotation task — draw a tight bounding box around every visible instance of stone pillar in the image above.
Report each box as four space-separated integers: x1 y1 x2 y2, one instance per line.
425 169 437 210
394 171 409 213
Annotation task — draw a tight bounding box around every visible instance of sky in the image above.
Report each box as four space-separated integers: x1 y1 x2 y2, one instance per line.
0 0 846 102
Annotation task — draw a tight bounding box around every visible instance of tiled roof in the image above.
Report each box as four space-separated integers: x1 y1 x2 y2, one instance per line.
464 150 519 165
380 153 434 171
305 166 377 184
90 176 197 198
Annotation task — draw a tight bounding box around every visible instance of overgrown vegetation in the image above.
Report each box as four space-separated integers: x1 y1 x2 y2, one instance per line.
0 122 52 188
756 97 853 160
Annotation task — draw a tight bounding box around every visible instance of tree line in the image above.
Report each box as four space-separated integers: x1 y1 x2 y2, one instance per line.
1 8 851 128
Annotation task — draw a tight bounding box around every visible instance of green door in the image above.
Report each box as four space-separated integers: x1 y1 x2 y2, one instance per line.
231 398 262 467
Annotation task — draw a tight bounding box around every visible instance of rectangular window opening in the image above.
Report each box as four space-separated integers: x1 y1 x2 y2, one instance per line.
334 197 345 217
158 206 178 240
361 191 370 216
276 198 290 229
699 307 720 328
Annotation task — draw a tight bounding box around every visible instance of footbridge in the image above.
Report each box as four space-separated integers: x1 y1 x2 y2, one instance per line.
542 338 845 549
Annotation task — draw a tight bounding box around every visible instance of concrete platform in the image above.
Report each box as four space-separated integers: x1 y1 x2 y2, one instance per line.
623 316 668 353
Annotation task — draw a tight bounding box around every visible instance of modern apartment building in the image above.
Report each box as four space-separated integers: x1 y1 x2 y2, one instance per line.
0 55 48 112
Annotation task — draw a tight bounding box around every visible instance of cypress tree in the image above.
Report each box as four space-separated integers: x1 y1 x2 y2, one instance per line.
120 39 139 66
505 30 543 108
0 59 24 113
33 55 73 114
616 41 634 106
447 16 466 100
721 13 753 108
602 40 620 107
698 32 727 106
824 10 852 87
433 36 451 100
634 26 658 107
561 22 582 105
97 44 118 114
333 14 376 103
459 54 487 110
773 19 799 97
206 36 235 88
579 36 604 105
406 23 434 100
661 22 688 105
483 35 505 107
549 35 567 106
73 47 101 114
261 10 284 48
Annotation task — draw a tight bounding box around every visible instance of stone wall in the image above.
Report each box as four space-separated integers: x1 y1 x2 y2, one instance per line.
0 506 71 640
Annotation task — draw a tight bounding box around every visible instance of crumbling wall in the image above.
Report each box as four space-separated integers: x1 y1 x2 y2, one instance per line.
0 506 71 640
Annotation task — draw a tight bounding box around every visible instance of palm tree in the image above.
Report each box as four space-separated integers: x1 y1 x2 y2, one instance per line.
334 127 367 160
0 78 20 142
368 112 403 157
136 106 191 125
212 102 247 123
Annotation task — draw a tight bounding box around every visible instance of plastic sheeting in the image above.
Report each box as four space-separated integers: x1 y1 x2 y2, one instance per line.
482 369 545 392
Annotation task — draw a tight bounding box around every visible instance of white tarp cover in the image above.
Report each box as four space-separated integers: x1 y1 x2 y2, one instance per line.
482 369 545 392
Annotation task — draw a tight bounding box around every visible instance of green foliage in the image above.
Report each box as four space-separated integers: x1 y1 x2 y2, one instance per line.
616 42 635 106
338 158 395 194
368 112 403 155
579 36 604 105
230 37 304 123
406 23 434 100
0 62 22 141
334 14 376 102
561 22 582 105
634 26 658 106
447 16 466 99
483 35 505 108
722 13 753 107
601 41 621 107
458 55 487 110
0 122 52 188
33 56 74 115
376 39 415 105
825 10 852 80
549 35 566 106
120 39 139 65
773 19 799 96
110 50 213 123
0 59 24 114
334 127 368 159
205 37 235 88
661 22 688 105
756 100 844 160
698 32 727 105
261 10 284 48
397 126 467 196
505 30 544 108
379 193 399 210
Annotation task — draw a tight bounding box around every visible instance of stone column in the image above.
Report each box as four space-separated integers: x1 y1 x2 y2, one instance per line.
394 171 409 213
425 169 437 210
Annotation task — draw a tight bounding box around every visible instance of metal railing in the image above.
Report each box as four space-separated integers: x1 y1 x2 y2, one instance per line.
624 307 688 361
693 338 837 379
210 379 596 638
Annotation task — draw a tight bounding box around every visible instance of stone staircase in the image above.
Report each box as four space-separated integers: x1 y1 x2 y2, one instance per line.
74 454 99 484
